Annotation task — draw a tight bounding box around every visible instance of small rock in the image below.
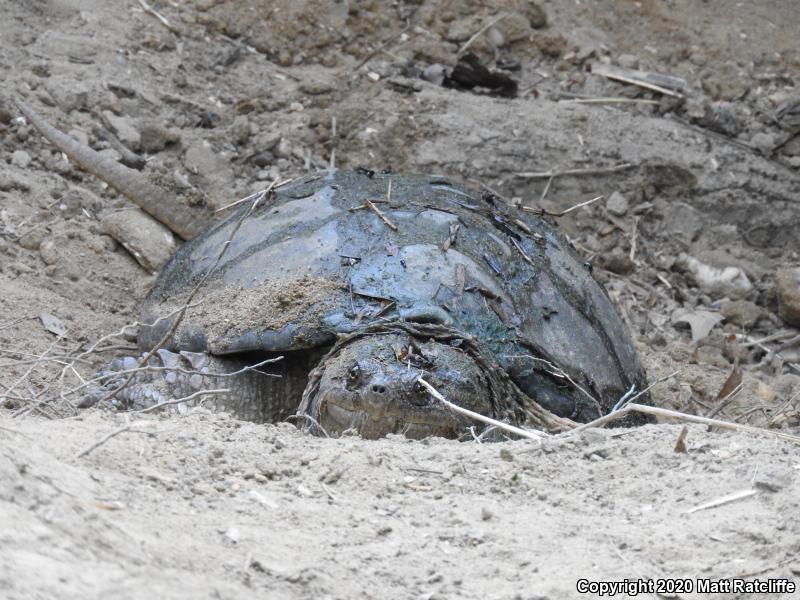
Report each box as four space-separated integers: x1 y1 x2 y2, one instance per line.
300 79 333 95
10 150 31 168
39 239 59 265
605 191 629 216
255 131 282 152
446 16 480 43
422 64 448 86
617 54 640 69
230 116 251 146
101 110 141 150
0 103 12 124
273 138 293 159
499 448 514 462
749 131 777 155
699 101 744 137
677 254 753 299
719 299 764 328
492 12 532 47
101 209 177 273
0 174 30 192
532 33 568 57
17 227 46 250
481 507 493 521
776 268 800 326
139 124 179 154
525 1 548 29
601 252 634 276
223 527 240 544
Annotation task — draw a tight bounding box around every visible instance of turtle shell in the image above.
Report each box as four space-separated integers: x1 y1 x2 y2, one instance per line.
139 170 647 421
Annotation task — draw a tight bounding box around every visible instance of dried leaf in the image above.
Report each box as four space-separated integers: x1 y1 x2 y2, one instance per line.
39 312 68 337
673 309 723 342
674 425 688 453
715 362 742 401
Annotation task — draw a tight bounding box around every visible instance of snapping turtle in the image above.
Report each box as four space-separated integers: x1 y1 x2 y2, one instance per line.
19 101 648 439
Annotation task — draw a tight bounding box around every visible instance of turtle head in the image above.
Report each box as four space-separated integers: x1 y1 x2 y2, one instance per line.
300 332 495 439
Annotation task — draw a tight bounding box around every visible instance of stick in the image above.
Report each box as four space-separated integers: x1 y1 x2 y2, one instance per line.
684 489 759 514
574 403 800 444
214 178 292 213
559 97 660 106
523 194 603 217
137 0 180 34
517 163 635 179
351 24 411 71
591 63 684 98
365 199 398 230
417 377 546 441
74 418 161 459
458 13 508 57
132 388 230 414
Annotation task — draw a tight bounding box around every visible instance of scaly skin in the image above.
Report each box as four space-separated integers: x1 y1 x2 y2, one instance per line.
84 349 303 423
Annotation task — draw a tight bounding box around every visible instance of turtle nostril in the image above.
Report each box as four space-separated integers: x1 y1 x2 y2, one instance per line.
371 384 387 394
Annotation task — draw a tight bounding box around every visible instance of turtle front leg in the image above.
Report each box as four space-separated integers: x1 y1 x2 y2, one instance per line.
82 350 298 423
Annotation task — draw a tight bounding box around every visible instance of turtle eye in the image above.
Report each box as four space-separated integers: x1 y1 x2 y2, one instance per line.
414 381 428 396
346 364 362 389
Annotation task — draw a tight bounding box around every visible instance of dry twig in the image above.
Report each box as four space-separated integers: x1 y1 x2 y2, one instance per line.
568 402 800 445
137 0 180 34
523 195 603 218
517 164 634 180
417 377 547 441
365 199 398 231
458 13 508 57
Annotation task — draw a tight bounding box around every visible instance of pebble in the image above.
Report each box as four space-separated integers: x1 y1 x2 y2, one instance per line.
699 101 744 137
719 299 764 328
605 191 629 216
481 507 493 521
776 267 800 326
17 227 46 250
617 54 640 69
39 239 59 265
10 150 31 168
601 252 634 276
101 110 141 150
300 80 333 95
422 64 448 86
525 1 548 29
139 124 179 154
230 115 251 145
272 138 293 159
678 254 753 299
0 174 30 192
446 16 479 43
749 131 777 155
492 12 532 47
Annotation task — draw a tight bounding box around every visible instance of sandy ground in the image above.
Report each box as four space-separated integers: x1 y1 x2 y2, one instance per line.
1 1 800 598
